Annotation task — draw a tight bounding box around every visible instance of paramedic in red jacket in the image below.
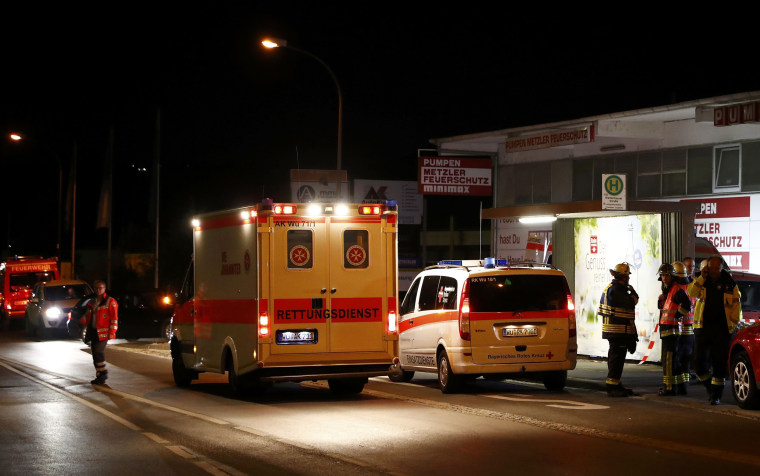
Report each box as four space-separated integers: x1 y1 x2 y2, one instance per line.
80 280 119 385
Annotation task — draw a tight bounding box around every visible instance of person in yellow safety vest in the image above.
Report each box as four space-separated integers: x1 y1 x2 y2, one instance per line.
687 256 742 405
673 261 695 392
80 280 119 385
656 263 692 396
598 262 639 397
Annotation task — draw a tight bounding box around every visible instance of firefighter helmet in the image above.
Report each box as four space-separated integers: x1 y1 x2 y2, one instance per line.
657 263 674 281
671 261 687 278
610 262 631 277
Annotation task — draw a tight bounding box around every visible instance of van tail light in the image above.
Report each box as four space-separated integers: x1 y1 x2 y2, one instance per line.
387 298 398 335
258 311 270 337
567 292 577 338
459 280 471 341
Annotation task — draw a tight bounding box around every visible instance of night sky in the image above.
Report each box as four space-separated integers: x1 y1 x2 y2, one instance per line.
2 4 757 284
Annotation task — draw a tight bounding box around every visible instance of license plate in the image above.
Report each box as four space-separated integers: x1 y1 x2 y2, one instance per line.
503 327 538 337
276 329 317 345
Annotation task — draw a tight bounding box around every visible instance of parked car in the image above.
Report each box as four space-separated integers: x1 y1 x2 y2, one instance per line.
732 271 760 326
729 323 760 409
67 289 175 342
394 258 577 393
25 279 94 340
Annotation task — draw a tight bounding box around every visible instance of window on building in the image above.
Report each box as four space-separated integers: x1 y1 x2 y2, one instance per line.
742 141 760 192
661 149 686 196
592 156 615 200
614 154 637 200
714 145 741 192
572 159 593 201
637 151 661 198
514 164 533 205
687 147 712 195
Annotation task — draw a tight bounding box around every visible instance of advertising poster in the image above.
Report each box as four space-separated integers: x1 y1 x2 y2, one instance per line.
573 215 662 361
495 218 553 264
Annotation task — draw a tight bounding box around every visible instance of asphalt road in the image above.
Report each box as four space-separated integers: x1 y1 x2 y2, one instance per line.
1 329 758 476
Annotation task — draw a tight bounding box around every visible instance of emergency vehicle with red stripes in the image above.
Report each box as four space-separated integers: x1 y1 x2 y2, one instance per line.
170 199 400 394
1 257 60 324
393 259 577 393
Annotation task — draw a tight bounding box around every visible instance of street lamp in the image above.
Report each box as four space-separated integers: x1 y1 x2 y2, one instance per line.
261 38 344 181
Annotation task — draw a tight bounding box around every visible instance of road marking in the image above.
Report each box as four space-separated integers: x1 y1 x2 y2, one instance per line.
356 385 760 467
482 393 610 410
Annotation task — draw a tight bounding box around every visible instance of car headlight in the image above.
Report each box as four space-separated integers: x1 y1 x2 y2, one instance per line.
45 307 63 320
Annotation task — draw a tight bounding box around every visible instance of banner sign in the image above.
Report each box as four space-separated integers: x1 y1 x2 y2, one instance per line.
505 124 594 153
418 157 492 196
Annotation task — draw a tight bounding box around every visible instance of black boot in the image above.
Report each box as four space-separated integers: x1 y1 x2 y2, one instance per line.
606 384 629 397
709 385 723 405
91 370 108 385
658 387 676 396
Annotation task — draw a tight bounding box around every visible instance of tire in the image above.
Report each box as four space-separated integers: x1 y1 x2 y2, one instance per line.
161 320 172 342
542 370 568 391
389 369 415 383
172 355 194 387
731 350 760 409
328 378 367 394
437 351 462 394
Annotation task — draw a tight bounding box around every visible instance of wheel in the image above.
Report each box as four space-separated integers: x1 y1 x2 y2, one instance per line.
389 369 415 383
437 351 462 394
731 350 759 409
328 378 366 394
172 355 195 387
161 320 172 341
542 370 568 391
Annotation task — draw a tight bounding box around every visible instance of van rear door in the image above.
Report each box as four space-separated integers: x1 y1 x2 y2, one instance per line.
468 272 572 365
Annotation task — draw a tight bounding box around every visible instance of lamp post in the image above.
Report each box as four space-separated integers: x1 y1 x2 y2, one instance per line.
262 38 343 195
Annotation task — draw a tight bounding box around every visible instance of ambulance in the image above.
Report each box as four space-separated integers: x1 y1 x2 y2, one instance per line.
1 257 60 323
170 199 400 394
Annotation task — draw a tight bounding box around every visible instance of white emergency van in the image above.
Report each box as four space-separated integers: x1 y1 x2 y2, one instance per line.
394 259 577 393
170 199 400 394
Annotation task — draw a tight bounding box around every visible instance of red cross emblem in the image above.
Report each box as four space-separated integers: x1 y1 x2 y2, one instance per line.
547 351 554 360
346 245 366 266
290 245 310 266
437 286 444 302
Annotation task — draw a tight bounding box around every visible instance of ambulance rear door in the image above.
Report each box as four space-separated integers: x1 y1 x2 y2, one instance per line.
327 214 387 352
269 213 331 354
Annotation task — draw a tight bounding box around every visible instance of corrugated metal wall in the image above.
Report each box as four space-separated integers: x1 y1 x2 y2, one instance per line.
660 211 683 265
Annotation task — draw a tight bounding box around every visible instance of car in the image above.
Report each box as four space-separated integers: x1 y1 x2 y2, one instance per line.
67 289 175 342
729 323 760 409
25 279 94 340
732 271 760 327
393 258 577 393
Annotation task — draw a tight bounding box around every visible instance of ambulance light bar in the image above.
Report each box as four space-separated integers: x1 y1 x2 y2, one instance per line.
273 205 297 215
359 205 382 215
438 258 508 268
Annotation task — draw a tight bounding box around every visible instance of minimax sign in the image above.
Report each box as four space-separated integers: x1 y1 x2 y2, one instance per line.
418 157 492 196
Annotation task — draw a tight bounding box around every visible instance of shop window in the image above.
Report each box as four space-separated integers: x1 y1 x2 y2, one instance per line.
287 230 313 269
687 147 712 195
742 141 760 192
714 145 741 192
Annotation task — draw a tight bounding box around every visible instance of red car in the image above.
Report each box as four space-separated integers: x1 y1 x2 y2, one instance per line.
730 323 760 409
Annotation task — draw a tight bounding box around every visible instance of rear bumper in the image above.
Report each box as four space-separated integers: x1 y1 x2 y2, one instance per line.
252 363 399 383
451 349 577 375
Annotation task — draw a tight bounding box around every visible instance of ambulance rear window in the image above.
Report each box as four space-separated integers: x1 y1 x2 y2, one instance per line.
469 275 568 312
287 230 313 269
343 230 369 269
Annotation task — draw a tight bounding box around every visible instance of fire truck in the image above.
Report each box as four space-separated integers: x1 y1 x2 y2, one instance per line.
170 199 400 394
1 257 60 324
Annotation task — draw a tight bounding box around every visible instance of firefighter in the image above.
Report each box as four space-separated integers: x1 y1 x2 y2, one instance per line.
656 263 691 396
80 280 119 385
598 262 639 397
687 256 742 405
673 261 695 393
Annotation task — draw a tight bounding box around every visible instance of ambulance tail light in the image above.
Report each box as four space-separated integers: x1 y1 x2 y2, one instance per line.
459 279 471 341
258 311 270 337
567 292 577 338
387 301 398 335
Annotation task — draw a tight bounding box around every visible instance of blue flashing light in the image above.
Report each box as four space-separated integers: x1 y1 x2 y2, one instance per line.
385 200 398 210
484 257 495 268
438 260 463 266
496 259 508 266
